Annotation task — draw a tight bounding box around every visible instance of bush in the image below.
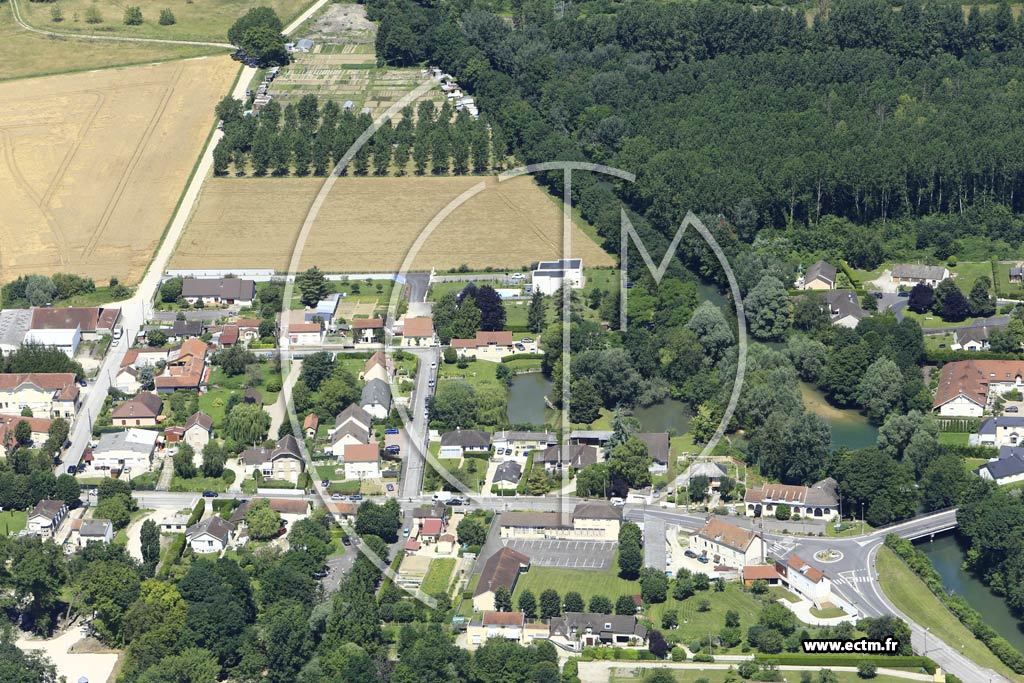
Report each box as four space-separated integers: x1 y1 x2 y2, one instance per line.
692 653 715 663
857 662 877 679
158 8 175 24
671 648 687 662
266 379 282 392
123 6 143 25
84 5 103 23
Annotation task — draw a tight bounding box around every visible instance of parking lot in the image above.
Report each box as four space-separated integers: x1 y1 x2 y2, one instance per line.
504 539 616 570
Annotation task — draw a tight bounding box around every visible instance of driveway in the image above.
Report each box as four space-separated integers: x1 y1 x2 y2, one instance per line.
502 539 616 570
867 269 897 293
17 626 118 683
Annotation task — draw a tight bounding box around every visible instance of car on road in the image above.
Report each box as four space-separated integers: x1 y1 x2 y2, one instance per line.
1009 406 1020 413
898 291 910 297
202 491 219 498
331 493 344 500
385 428 399 435
78 379 88 387
402 527 410 537
428 379 435 387
312 567 329 579
66 465 77 475
610 497 625 507
511 273 524 279
684 549 699 559
349 494 363 501
430 361 437 369
385 445 401 454
321 479 330 487
342 536 351 546
448 498 464 505
386 484 395 492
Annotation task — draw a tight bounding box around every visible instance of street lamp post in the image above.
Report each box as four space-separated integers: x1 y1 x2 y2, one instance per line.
923 627 930 655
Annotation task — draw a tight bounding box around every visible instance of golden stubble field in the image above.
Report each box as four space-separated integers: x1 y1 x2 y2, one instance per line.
171 175 616 272
0 56 239 285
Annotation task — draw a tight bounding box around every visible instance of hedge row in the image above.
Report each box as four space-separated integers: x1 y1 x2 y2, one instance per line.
943 443 998 460
935 417 980 433
580 647 659 661
884 535 1024 673
157 533 186 579
501 353 545 362
754 653 935 670
187 499 205 526
839 259 862 288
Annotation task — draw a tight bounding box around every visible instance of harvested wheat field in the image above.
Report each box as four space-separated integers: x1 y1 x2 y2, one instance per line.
171 175 615 272
0 56 238 285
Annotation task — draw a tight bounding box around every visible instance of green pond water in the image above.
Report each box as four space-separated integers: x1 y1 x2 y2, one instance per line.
800 382 879 451
918 534 1024 653
507 373 552 426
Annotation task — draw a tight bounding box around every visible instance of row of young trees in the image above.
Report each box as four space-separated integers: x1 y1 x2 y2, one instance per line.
213 94 500 178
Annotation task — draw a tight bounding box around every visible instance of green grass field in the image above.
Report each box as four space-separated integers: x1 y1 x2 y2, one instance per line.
949 261 996 294
421 558 456 596
876 546 1021 681
901 309 980 329
170 474 230 493
924 333 953 351
937 432 970 446
18 0 315 43
1 510 27 536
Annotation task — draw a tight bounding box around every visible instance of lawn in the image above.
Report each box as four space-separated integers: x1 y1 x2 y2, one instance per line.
437 357 542 388
876 545 1020 681
316 464 345 482
949 261 996 295
424 458 486 493
810 605 848 618
937 432 969 446
170 474 231 493
995 260 1024 298
924 333 953 351
1 510 27 536
825 520 874 537
421 558 456 596
901 309 980 329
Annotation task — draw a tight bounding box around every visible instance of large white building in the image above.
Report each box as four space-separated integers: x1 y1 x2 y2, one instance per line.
531 259 584 295
23 326 81 358
91 428 159 478
689 518 764 569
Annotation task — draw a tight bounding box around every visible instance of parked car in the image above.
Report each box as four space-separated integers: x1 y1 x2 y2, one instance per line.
386 445 401 454
448 498 464 505
66 465 77 475
684 549 699 559
349 494 363 501
321 479 330 487
898 291 910 297
521 337 534 343
402 527 410 537
430 361 437 369
78 379 88 387
511 273 524 279
331 493 344 500
202 491 219 498
1008 406 1020 413
514 343 526 351
610 497 625 507
386 483 395 492
874 291 883 299
385 428 400 435
697 555 710 564
342 536 351 546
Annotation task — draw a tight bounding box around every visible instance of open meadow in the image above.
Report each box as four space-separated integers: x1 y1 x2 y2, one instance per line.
0 6 217 81
0 55 238 284
16 0 314 42
170 175 616 273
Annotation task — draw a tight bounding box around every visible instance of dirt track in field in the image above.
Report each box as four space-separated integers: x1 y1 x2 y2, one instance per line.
0 56 238 285
170 175 615 273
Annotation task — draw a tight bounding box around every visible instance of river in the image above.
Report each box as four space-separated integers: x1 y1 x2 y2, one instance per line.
800 382 878 451
918 534 1024 653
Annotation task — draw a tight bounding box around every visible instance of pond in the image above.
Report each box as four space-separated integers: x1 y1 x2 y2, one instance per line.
632 398 692 435
800 382 878 451
918 534 1024 653
507 373 552 426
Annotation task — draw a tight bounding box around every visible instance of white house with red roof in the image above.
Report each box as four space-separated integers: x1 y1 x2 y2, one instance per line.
0 373 79 419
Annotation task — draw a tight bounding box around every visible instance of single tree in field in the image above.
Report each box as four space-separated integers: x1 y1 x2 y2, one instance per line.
296 266 329 307
158 8 175 25
123 6 143 25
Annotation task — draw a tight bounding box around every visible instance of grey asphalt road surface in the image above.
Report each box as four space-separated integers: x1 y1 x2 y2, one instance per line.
503 539 616 569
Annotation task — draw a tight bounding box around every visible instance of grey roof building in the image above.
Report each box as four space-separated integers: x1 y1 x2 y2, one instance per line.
79 519 113 542
549 612 647 646
186 516 235 547
169 320 204 338
180 278 256 302
635 432 670 466
440 429 491 450
804 260 837 288
535 444 598 469
979 446 1024 483
892 263 948 282
361 378 392 411
0 309 32 354
493 460 522 485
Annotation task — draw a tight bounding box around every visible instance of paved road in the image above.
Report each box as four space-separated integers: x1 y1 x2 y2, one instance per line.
921 315 1010 336
398 348 439 499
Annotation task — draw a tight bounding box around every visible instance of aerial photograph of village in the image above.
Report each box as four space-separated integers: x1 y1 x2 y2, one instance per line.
3 0 1024 682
